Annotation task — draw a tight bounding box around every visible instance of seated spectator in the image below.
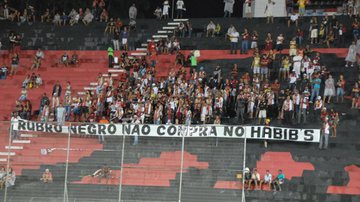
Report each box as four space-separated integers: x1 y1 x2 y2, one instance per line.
154 6 162 20
92 165 111 184
0 167 6 189
260 170 272 190
82 8 94 25
248 168 261 190
104 18 116 34
70 52 79 66
0 64 8 80
243 167 251 187
41 9 51 22
272 169 285 191
53 13 61 26
61 12 69 25
69 9 80 26
35 74 43 87
8 8 20 22
100 8 109 22
40 168 53 183
288 11 298 27
206 21 216 37
30 55 41 70
214 23 221 36
60 52 69 67
19 87 28 101
5 168 15 188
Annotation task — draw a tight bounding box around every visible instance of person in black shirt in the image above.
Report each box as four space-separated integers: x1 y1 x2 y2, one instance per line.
258 97 267 124
113 29 120 51
235 93 246 124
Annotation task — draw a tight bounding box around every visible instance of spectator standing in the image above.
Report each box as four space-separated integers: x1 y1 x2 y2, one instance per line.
265 0 275 24
244 0 253 19
107 46 114 68
336 75 346 103
56 103 66 126
129 4 137 21
98 117 109 144
224 0 235 18
310 74 322 103
241 29 250 54
319 117 330 149
52 81 62 109
297 0 306 17
228 28 239 54
323 75 336 103
345 41 357 67
176 0 185 19
113 29 120 51
10 53 19 76
163 0 170 19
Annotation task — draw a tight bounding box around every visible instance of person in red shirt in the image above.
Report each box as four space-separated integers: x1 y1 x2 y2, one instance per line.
147 40 156 56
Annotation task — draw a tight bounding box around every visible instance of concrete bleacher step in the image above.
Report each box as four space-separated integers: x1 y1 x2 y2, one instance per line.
20 134 38 138
152 35 168 39
77 92 86 95
167 22 181 25
162 26 177 30
102 73 118 77
141 43 148 47
147 39 159 42
108 69 126 73
158 30 173 34
5 145 23 150
0 152 16 156
13 140 31 144
173 19 189 22
136 48 147 51
130 52 147 56
89 82 98 86
84 87 96 91
0 158 7 162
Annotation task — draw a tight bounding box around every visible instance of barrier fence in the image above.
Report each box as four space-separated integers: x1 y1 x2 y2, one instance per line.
1 120 320 202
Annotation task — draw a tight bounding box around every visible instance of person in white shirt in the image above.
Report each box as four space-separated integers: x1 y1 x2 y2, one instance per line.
319 117 330 149
298 93 309 124
248 168 261 190
288 11 299 27
154 6 162 20
223 0 235 17
129 4 137 21
275 33 284 52
206 21 216 37
282 96 294 125
228 28 239 54
260 170 272 190
162 0 170 19
176 0 185 19
265 0 275 24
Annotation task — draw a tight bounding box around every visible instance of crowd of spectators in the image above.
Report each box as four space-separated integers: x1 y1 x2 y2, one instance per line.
5 1 360 153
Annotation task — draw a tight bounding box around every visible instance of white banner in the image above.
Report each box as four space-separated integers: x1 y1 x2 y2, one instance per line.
13 120 321 143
